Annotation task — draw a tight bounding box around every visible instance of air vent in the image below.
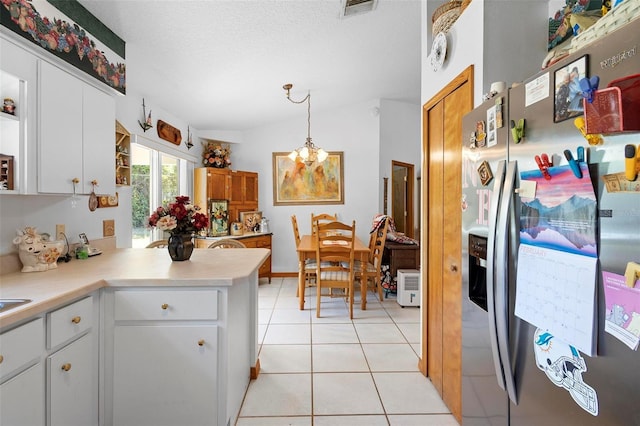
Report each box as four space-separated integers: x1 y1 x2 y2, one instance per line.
341 0 378 17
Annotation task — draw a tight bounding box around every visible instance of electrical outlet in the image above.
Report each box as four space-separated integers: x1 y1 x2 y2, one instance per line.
56 224 65 240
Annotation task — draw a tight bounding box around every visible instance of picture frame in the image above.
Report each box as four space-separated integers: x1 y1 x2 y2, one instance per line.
272 151 344 206
478 161 493 186
208 199 229 236
240 211 262 233
554 55 588 123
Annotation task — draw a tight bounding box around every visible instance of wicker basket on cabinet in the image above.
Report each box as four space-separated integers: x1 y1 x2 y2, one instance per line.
432 0 462 36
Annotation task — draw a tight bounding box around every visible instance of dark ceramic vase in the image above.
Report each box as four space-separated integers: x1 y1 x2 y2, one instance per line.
167 233 194 261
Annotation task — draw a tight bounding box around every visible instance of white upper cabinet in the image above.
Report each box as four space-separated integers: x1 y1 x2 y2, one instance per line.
0 36 38 194
38 60 115 194
82 83 116 195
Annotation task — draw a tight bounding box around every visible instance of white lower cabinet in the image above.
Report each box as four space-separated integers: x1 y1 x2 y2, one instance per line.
48 333 95 426
113 325 218 426
0 318 45 426
46 295 98 426
0 362 45 426
107 289 221 426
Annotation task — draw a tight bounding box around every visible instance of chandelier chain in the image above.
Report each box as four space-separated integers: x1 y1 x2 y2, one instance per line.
283 83 326 165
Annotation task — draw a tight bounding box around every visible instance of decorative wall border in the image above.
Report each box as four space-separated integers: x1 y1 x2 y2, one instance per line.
1 0 126 94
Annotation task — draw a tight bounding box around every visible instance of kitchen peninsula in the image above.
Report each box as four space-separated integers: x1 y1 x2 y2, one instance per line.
0 248 269 426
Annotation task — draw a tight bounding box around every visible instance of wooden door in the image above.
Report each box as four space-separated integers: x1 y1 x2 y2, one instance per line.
419 66 473 423
391 161 414 238
207 168 230 201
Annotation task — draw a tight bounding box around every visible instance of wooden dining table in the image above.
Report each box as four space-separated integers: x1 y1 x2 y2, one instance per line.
296 234 371 311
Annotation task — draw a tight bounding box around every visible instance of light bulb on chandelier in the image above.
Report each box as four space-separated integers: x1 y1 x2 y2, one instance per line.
283 83 328 166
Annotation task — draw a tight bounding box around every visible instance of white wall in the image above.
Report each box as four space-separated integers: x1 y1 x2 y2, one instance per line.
379 99 422 230
235 99 383 273
422 0 548 108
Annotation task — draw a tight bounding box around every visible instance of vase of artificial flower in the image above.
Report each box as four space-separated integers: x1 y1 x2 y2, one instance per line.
167 232 195 261
148 196 208 261
202 142 232 168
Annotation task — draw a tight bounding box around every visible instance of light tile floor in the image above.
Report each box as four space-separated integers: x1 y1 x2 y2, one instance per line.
236 278 459 426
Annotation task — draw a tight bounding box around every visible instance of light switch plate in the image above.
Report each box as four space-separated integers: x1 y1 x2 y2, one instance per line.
103 220 115 237
56 224 65 240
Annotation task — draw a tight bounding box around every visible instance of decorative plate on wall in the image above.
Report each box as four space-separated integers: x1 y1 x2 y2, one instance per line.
430 32 448 72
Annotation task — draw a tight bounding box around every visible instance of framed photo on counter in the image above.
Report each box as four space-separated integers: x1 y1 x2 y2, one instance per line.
209 199 229 236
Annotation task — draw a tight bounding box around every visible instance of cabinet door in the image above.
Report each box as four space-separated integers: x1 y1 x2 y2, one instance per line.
83 84 115 194
38 61 83 194
48 333 96 426
207 168 230 201
229 171 244 204
243 171 259 204
0 363 45 426
229 171 258 205
113 325 218 426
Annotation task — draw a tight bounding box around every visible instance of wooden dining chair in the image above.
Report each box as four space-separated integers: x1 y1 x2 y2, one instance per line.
354 217 390 301
292 215 318 297
146 239 169 248
311 212 338 237
207 239 246 248
314 220 356 319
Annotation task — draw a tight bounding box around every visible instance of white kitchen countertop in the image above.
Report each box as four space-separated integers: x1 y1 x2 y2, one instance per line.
0 247 270 328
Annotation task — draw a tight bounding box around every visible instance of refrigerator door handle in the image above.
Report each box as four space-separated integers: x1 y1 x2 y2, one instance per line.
487 160 507 391
495 160 518 404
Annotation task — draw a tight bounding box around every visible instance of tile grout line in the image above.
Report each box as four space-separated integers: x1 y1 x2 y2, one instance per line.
353 301 393 426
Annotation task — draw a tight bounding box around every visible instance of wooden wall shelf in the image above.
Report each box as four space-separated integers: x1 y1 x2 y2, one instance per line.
115 120 130 186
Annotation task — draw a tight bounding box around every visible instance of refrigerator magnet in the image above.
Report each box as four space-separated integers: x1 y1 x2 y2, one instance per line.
477 161 493 186
475 121 486 147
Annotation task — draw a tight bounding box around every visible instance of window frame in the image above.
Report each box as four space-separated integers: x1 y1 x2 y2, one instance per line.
131 133 197 246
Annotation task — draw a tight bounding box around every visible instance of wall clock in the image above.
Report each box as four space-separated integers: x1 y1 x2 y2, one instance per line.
430 32 448 72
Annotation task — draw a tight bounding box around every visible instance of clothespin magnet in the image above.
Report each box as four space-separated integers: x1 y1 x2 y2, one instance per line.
624 262 640 288
564 149 583 179
535 154 552 180
574 117 603 146
579 76 600 104
510 118 525 144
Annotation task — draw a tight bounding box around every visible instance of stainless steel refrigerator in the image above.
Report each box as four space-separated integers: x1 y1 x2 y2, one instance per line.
461 18 640 426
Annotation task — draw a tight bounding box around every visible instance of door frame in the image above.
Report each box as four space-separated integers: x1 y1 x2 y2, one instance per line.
391 160 415 239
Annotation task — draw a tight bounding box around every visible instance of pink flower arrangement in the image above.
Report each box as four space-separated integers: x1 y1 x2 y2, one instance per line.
202 142 231 168
148 196 208 234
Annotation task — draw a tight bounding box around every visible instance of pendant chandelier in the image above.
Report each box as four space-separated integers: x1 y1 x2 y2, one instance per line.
283 83 328 166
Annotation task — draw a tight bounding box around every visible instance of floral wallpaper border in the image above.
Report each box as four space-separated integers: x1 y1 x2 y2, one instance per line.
1 0 126 94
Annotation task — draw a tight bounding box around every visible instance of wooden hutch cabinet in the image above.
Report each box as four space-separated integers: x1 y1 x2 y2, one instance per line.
194 167 271 282
194 168 258 223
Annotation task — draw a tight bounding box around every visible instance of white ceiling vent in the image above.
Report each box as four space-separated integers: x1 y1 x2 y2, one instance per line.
340 0 378 18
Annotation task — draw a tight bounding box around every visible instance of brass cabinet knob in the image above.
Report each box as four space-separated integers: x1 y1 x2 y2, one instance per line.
71 316 81 324
161 303 169 310
0 354 3 364
61 363 72 371
198 339 205 346
450 264 458 272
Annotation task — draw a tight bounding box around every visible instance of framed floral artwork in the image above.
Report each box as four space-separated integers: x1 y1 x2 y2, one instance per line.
240 211 262 233
272 152 344 206
209 199 229 236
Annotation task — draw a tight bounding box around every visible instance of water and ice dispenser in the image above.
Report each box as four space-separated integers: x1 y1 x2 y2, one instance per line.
468 234 488 311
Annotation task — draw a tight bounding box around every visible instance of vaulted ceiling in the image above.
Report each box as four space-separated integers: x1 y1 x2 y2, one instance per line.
76 0 422 131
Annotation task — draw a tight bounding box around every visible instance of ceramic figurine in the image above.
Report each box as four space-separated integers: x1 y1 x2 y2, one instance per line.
13 227 64 272
3 98 15 115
